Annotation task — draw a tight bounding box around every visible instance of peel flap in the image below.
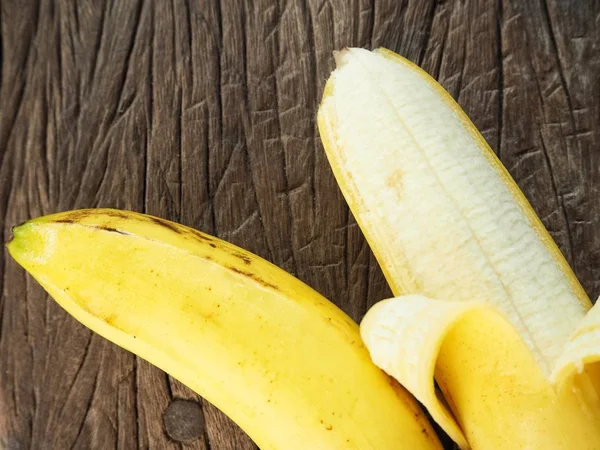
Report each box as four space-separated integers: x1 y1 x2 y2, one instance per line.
361 295 600 449
362 295 600 450
360 295 486 449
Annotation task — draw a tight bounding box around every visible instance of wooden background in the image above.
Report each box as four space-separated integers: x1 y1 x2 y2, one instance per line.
1 0 598 448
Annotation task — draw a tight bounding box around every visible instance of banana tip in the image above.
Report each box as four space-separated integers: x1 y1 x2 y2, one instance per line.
333 48 351 67
5 223 23 247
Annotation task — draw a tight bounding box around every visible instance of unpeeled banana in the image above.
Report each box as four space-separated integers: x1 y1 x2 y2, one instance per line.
318 47 600 449
7 208 442 449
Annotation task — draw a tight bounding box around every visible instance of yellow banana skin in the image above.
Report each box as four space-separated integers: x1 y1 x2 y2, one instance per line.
7 208 441 450
318 48 600 449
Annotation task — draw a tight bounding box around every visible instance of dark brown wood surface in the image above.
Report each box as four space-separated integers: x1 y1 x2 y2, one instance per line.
0 1 598 449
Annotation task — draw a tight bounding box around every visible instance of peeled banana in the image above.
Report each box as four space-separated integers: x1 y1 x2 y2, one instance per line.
7 209 442 449
318 47 600 449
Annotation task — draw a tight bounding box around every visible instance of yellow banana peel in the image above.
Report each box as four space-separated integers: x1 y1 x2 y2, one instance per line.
6 209 442 449
317 47 600 449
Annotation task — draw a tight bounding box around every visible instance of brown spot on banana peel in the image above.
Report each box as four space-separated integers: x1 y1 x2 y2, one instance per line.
79 302 129 333
145 215 219 246
103 312 118 326
40 211 271 293
147 216 183 234
58 210 220 251
58 209 121 222
95 225 128 235
72 223 130 235
183 227 216 243
52 209 130 224
97 209 131 220
227 266 279 291
55 210 94 222
152 222 254 266
45 219 129 235
141 215 217 246
231 251 252 265
180 301 221 327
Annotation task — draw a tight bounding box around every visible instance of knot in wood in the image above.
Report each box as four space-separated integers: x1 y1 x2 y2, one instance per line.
163 399 204 443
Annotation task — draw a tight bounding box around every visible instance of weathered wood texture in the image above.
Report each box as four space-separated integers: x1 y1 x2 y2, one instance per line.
0 0 598 448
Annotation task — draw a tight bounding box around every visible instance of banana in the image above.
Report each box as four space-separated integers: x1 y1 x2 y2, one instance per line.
6 208 442 450
318 47 600 449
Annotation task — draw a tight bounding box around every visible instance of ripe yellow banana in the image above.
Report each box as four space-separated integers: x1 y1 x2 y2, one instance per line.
318 47 600 449
7 208 442 449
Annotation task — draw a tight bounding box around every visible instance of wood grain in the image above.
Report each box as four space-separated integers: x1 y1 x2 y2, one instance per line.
0 0 598 448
